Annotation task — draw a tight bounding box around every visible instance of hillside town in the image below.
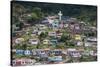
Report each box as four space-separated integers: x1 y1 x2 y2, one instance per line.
12 11 97 66
11 1 97 66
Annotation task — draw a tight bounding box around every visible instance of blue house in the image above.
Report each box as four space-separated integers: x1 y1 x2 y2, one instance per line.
50 39 58 47
48 56 62 62
52 19 59 29
50 39 58 45
24 50 32 55
16 50 24 55
49 50 62 55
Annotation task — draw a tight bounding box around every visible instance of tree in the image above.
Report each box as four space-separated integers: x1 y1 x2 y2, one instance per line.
65 41 75 47
12 3 27 31
84 31 96 37
39 32 48 39
21 43 27 50
60 34 71 42
56 44 65 49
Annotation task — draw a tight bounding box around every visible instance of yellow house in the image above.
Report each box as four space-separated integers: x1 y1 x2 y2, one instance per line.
43 39 49 44
74 34 81 40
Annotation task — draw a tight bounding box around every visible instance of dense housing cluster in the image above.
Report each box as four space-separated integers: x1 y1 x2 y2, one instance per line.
11 1 97 66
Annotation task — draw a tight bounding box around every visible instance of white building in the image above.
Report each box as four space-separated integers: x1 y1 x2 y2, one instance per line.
85 37 97 47
29 39 39 45
48 31 56 37
67 48 81 58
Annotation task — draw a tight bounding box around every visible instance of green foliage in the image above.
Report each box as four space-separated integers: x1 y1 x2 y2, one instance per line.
56 44 66 49
84 31 96 37
30 7 44 20
12 3 45 31
13 43 27 50
65 41 75 47
39 32 48 39
60 34 71 42
79 56 97 62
